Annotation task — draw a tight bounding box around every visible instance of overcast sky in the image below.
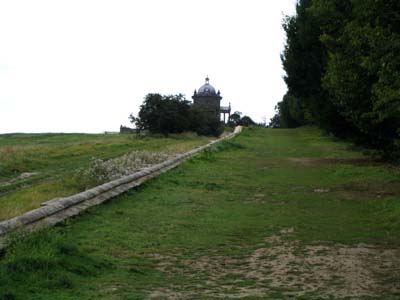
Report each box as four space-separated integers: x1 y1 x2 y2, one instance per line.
0 0 296 133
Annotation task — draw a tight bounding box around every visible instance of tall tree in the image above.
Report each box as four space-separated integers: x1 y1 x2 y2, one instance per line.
281 0 353 134
313 0 400 151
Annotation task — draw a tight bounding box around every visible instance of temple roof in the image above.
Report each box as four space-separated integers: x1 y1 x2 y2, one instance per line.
196 76 219 96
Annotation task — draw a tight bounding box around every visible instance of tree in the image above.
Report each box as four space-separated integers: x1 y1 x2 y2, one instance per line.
131 93 224 137
281 0 352 134
130 93 191 136
228 111 242 127
281 0 323 125
189 107 224 137
279 0 400 157
313 0 400 149
268 113 281 128
239 116 255 127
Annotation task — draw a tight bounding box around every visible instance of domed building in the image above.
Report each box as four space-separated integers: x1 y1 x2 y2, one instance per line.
192 76 231 122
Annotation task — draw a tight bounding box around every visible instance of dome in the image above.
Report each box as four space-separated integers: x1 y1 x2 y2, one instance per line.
197 77 217 95
198 83 216 95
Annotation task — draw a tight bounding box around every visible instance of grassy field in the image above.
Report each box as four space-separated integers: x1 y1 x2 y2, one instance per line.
0 127 399 299
0 132 212 221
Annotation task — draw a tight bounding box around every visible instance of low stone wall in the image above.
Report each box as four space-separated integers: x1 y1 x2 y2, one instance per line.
0 127 242 243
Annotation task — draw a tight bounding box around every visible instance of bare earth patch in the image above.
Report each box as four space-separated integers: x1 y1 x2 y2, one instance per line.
147 229 400 299
288 157 377 166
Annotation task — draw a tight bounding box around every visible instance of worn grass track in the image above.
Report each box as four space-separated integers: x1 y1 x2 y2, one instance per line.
0 127 399 300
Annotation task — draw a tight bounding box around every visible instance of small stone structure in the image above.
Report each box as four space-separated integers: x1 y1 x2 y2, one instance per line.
120 125 136 134
192 76 231 122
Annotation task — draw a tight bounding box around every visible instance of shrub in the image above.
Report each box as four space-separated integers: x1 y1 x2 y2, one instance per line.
75 150 170 189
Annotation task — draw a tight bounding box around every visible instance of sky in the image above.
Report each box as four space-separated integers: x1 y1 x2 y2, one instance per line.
0 0 297 133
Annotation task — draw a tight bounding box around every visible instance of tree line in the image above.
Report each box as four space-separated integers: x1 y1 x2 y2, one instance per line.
272 0 399 159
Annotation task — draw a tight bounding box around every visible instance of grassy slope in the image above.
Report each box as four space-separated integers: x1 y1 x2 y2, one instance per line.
0 127 399 300
0 133 212 220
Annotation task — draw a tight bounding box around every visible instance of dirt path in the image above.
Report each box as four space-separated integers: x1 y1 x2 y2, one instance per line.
148 229 400 299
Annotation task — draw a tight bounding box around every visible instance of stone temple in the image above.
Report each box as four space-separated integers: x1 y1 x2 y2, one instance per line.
192 76 231 122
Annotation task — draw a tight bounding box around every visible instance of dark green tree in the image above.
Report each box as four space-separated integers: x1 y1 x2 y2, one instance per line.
239 116 255 127
281 0 352 134
131 93 224 137
130 93 191 136
228 111 242 127
276 98 301 128
313 0 400 153
268 113 281 128
279 0 400 157
189 107 223 137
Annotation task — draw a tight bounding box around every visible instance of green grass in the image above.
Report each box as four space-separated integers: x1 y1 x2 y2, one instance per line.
0 132 212 220
0 127 399 299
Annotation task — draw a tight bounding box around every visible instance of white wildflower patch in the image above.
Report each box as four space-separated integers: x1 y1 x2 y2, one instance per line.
76 151 170 187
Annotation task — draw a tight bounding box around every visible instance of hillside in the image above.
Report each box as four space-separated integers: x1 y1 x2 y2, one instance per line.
0 133 212 221
1 127 399 299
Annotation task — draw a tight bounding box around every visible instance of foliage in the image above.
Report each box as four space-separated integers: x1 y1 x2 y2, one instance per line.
275 94 306 128
313 0 400 155
268 112 281 128
75 151 170 189
228 111 255 127
277 0 400 158
189 107 224 137
130 93 192 136
131 93 224 137
239 115 255 126
228 111 242 126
